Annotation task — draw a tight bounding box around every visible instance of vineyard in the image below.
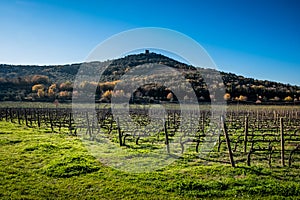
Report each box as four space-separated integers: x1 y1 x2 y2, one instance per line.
1 105 299 168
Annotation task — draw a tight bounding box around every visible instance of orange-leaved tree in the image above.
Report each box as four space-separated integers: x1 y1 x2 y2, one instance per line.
223 93 231 101
32 84 45 92
284 96 293 102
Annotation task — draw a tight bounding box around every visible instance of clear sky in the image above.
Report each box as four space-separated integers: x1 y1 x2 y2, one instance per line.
0 0 299 85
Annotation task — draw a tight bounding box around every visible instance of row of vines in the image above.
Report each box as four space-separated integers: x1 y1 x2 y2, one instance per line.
0 106 299 167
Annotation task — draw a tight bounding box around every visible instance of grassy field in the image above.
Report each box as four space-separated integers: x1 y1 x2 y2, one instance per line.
0 121 300 199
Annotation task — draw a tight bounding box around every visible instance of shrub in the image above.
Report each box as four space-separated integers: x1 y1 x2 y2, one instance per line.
37 89 45 98
32 84 45 92
101 90 112 99
113 90 125 98
99 80 120 91
31 75 50 84
59 81 73 91
48 84 57 97
167 92 173 100
238 95 248 101
59 91 71 98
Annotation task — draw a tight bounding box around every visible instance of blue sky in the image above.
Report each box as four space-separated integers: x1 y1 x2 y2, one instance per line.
0 0 299 85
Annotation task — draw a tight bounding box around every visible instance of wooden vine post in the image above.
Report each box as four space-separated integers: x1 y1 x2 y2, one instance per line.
280 117 285 166
68 113 72 133
164 121 170 154
49 113 54 132
37 111 41 128
5 108 8 122
17 109 21 125
244 116 249 153
116 117 123 146
221 115 235 167
9 108 13 123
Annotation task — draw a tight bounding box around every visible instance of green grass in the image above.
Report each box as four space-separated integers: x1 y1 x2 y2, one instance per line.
0 121 300 199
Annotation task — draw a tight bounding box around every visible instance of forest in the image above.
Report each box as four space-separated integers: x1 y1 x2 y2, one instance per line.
0 52 299 104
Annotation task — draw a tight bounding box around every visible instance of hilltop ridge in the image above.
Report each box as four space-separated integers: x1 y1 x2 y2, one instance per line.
0 52 299 104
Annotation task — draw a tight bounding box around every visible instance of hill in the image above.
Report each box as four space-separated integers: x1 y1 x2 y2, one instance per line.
0 52 299 104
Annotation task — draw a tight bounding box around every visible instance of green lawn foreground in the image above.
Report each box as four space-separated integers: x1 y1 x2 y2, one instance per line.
0 121 299 200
